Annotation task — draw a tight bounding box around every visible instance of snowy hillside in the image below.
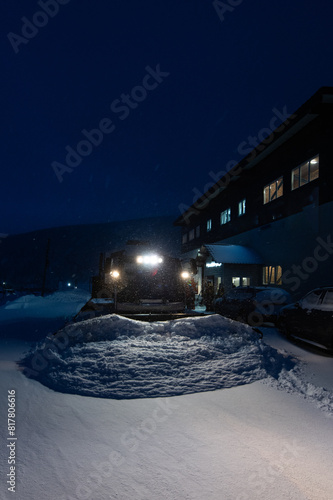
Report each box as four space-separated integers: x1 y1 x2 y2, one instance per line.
0 215 180 289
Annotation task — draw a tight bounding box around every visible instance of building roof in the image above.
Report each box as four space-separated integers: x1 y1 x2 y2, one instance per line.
174 86 333 226
204 244 263 264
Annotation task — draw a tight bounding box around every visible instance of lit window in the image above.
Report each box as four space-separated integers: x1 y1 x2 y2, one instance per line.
207 219 212 232
291 155 319 190
263 266 282 285
182 233 187 244
263 177 283 204
232 277 250 287
238 199 246 216
291 169 299 190
195 225 200 238
300 162 308 186
189 229 195 241
232 277 241 288
220 208 231 225
310 156 320 181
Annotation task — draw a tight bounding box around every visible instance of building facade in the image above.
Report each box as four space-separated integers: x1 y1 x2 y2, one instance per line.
174 87 333 299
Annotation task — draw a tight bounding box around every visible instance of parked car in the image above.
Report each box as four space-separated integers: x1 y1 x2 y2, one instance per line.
214 286 292 326
277 287 333 351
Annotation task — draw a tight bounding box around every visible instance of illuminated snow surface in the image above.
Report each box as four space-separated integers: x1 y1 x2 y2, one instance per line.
1 290 333 500
20 314 295 399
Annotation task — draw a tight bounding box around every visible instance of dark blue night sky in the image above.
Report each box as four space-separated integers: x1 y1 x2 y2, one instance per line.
1 0 333 235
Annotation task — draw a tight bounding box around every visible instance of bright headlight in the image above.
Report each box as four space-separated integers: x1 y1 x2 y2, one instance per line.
137 254 163 265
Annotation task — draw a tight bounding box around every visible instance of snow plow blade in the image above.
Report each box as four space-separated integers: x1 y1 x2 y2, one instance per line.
74 298 207 322
118 312 207 322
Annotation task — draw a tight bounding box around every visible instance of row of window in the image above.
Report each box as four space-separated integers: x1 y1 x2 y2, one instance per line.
182 225 201 243
230 267 282 287
183 198 246 242
229 266 283 286
291 155 319 190
213 198 245 232
263 154 319 204
182 155 319 243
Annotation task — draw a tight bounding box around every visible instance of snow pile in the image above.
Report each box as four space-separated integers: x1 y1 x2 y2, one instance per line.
20 314 295 399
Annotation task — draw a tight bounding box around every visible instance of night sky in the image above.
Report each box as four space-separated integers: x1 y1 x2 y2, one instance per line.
1 0 333 235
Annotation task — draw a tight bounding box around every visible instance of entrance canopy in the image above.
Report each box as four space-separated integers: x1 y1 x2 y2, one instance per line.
203 244 263 264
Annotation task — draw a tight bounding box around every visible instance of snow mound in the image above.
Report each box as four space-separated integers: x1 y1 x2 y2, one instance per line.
20 314 295 399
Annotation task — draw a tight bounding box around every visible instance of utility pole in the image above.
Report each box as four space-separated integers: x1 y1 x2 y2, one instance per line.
41 238 50 297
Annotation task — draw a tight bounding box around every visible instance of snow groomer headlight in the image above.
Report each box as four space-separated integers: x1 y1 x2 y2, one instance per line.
110 270 120 278
136 254 163 265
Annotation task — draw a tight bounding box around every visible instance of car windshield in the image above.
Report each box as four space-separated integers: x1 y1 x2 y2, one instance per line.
316 290 333 311
300 290 323 310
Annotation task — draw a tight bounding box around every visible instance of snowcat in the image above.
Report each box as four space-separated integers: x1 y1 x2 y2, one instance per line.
76 240 201 322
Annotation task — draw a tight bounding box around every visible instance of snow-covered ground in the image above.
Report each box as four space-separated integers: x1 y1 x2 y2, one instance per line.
0 289 91 322
0 290 332 499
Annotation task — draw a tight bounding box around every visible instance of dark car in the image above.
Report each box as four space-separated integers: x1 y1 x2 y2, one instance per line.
277 287 333 351
214 286 291 326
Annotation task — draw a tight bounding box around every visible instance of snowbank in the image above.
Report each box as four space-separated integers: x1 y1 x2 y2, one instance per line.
20 314 295 399
0 289 90 321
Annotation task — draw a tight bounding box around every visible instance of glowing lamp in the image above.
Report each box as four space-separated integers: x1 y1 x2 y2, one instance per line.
137 254 163 265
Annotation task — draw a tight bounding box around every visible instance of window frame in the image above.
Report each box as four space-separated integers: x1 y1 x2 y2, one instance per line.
263 265 282 285
220 208 231 225
263 177 283 204
238 199 246 216
291 155 319 191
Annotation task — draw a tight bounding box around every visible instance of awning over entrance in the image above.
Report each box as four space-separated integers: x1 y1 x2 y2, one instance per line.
203 244 263 264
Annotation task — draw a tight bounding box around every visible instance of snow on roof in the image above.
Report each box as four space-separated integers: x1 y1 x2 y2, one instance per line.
204 244 263 264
